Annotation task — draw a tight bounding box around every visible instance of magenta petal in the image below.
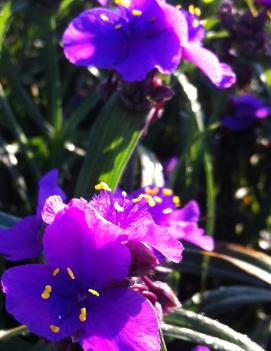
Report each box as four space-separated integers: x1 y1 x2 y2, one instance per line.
43 207 130 288
183 44 222 86
63 9 128 68
217 63 236 88
80 288 160 351
42 195 66 224
128 220 183 263
2 264 78 341
183 44 235 88
0 215 42 260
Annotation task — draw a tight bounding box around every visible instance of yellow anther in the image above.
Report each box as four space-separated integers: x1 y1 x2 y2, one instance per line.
114 24 122 30
144 195 156 207
145 187 159 195
176 4 182 10
132 9 142 16
189 5 195 14
114 201 125 212
162 188 173 196
79 307 87 322
145 186 152 195
67 267 75 280
132 195 143 203
50 325 60 333
114 0 131 7
192 19 199 28
95 182 111 192
100 14 109 22
172 195 181 207
88 289 100 297
41 285 52 300
154 196 163 204
53 268 60 276
162 208 173 215
194 7 201 17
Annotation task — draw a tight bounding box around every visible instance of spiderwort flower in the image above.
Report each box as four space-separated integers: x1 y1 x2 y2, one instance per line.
89 184 183 268
222 95 271 131
181 6 236 88
0 170 66 261
131 186 214 251
63 0 187 81
2 205 160 351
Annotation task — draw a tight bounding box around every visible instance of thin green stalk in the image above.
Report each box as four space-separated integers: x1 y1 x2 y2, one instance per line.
0 82 40 180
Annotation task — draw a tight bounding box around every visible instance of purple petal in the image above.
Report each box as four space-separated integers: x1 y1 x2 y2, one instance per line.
0 215 42 260
217 63 236 89
2 264 79 341
43 206 130 289
80 288 160 351
183 44 235 88
114 2 186 81
181 225 214 251
128 220 183 263
168 201 200 223
37 169 66 219
63 9 128 68
42 195 66 225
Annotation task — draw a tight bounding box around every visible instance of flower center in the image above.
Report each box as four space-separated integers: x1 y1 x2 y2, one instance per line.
41 267 100 333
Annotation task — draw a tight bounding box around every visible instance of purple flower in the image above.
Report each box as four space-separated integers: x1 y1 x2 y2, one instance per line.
257 0 271 8
63 0 187 81
222 95 271 131
41 184 182 275
181 6 236 88
131 186 214 251
2 205 160 351
0 170 66 261
89 187 183 267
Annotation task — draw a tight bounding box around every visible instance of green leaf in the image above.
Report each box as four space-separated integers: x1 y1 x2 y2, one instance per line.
164 308 265 351
0 211 19 228
75 94 147 197
184 285 271 316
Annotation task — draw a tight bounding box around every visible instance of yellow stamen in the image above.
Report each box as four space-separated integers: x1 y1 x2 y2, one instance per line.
162 208 173 215
41 285 52 300
50 325 60 333
172 195 181 207
189 5 195 14
132 195 143 203
114 0 131 8
162 188 173 196
100 14 109 22
88 289 100 297
132 9 142 16
79 307 87 322
154 196 163 204
52 268 60 276
194 7 201 17
192 19 199 28
67 267 75 280
95 182 111 192
144 194 156 207
145 187 159 195
114 24 122 30
114 201 125 212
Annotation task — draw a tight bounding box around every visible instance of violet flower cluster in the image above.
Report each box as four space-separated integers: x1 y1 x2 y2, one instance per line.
0 169 214 350
222 95 271 131
63 0 235 87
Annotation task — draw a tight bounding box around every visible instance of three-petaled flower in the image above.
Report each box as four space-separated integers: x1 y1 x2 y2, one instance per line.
63 0 235 88
2 204 160 351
